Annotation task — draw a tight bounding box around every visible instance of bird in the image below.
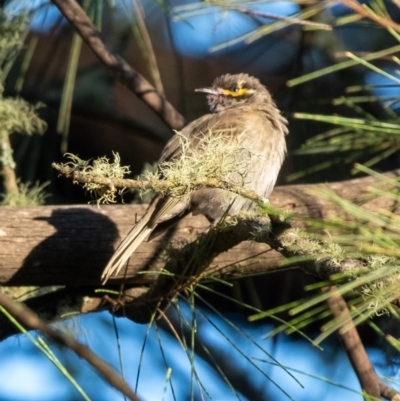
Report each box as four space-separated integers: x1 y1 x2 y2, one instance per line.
101 73 288 283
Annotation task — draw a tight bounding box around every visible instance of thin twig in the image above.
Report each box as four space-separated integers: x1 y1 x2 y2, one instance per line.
51 0 185 130
0 292 142 401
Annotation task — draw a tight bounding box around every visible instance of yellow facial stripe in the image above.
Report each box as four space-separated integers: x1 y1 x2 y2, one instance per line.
221 88 254 97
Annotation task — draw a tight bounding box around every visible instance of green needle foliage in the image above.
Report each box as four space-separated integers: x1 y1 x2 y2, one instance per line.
289 2 400 180
280 0 400 344
250 168 400 343
292 110 400 176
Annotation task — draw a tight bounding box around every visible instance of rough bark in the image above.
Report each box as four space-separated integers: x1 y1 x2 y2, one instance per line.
0 203 281 285
1 170 399 286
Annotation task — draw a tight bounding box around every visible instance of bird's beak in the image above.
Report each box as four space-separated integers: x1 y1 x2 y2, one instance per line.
195 87 221 95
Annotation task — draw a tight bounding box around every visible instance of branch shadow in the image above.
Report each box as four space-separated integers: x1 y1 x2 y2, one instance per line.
10 207 118 286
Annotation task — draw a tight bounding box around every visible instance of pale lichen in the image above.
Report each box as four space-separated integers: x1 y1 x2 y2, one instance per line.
144 130 256 198
59 152 131 205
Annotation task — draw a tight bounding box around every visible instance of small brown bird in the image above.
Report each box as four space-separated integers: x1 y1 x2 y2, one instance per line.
101 73 288 283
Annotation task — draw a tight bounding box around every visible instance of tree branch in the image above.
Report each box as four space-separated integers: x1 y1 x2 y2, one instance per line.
50 0 186 130
324 286 400 401
2 170 400 286
53 163 268 206
0 291 142 401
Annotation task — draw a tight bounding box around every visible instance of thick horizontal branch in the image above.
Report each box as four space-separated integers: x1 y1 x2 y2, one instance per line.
2 169 400 287
0 204 281 286
0 169 399 331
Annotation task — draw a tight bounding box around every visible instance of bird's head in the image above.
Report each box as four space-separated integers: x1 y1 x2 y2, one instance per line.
195 73 272 113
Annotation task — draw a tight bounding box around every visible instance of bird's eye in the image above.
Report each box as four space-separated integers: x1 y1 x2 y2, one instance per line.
233 87 239 92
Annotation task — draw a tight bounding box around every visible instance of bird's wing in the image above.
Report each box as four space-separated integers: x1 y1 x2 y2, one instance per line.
158 114 214 163
101 195 184 283
159 108 273 164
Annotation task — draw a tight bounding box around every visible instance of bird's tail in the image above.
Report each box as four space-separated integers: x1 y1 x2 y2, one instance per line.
101 211 154 284
101 196 184 284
